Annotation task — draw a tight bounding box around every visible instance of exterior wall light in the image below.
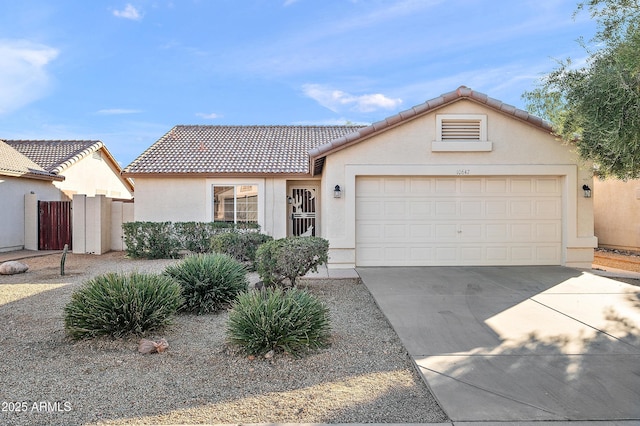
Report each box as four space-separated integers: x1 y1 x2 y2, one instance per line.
582 184 592 198
334 185 342 198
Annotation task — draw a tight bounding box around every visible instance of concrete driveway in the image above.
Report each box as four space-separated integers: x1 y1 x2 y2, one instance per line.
357 266 640 423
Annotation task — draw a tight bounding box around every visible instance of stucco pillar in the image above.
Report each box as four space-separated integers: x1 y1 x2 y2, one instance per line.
72 194 86 254
24 192 38 251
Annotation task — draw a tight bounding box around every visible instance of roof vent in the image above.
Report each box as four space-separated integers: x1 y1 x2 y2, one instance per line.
441 118 481 140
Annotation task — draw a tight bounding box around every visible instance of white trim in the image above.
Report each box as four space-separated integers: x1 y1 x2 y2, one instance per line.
431 141 493 152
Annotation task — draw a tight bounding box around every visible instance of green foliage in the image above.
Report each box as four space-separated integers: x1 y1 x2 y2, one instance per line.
255 236 329 287
210 231 273 268
122 221 181 259
164 253 248 314
123 221 261 259
174 222 236 253
64 272 183 340
226 287 331 357
523 1 640 179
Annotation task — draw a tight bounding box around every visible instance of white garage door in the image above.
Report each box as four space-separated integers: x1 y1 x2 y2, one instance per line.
356 176 562 266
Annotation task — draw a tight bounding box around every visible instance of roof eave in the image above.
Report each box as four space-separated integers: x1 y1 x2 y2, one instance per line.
121 171 315 179
308 85 555 175
0 169 65 181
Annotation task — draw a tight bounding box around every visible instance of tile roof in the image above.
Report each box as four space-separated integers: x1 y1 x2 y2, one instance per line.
0 140 62 181
3 140 104 174
123 125 365 176
309 86 554 175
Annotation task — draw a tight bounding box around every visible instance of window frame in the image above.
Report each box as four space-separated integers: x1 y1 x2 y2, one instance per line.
211 183 259 225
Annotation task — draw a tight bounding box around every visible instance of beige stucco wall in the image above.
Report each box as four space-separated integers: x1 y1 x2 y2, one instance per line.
55 150 133 200
0 176 65 252
320 100 596 268
133 177 290 238
594 177 640 251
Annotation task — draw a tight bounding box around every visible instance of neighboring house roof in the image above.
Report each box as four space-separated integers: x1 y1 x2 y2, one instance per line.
308 85 555 175
122 125 365 177
4 139 134 192
0 140 63 181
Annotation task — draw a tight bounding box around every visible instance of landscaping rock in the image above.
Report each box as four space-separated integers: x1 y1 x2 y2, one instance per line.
0 261 29 275
138 338 169 354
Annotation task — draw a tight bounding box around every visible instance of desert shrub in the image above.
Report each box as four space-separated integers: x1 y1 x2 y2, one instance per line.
255 236 329 287
210 231 273 268
64 272 183 339
122 221 180 259
164 253 248 314
226 287 331 357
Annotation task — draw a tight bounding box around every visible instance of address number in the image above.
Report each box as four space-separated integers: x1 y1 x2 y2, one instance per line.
456 169 471 175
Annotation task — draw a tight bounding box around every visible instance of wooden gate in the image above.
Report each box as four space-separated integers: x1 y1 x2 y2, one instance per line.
38 201 72 250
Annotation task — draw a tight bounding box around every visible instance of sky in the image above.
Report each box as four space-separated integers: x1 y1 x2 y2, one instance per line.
0 0 598 167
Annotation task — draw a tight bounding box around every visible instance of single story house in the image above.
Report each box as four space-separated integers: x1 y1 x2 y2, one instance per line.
123 86 597 268
593 178 640 252
1 139 134 252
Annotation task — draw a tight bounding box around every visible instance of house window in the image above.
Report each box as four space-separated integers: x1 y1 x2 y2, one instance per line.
212 185 258 224
432 114 492 152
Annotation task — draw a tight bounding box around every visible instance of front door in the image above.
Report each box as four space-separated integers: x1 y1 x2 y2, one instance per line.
289 186 318 236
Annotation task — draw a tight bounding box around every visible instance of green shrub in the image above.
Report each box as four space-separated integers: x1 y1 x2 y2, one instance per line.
255 236 329 287
64 272 183 339
123 221 180 259
122 221 262 258
174 222 235 253
210 231 273 268
164 253 248 314
226 287 331 357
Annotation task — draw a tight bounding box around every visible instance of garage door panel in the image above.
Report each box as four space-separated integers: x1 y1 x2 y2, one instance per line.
356 178 382 194
384 224 406 239
536 178 561 193
510 200 533 216
356 176 562 266
410 200 432 218
535 199 561 217
460 200 482 216
460 179 482 193
535 223 561 241
410 224 432 238
459 223 483 239
486 178 508 193
409 178 432 193
435 179 457 193
435 201 456 216
486 200 508 216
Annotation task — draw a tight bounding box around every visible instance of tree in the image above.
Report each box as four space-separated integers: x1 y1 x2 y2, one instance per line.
523 1 640 179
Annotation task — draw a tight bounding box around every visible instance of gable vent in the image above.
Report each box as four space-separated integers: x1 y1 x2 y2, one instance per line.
441 119 481 140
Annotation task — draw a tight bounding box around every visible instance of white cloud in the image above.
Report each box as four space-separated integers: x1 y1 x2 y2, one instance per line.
302 84 402 113
0 39 59 115
196 112 221 120
97 108 142 115
113 4 142 21
283 0 300 6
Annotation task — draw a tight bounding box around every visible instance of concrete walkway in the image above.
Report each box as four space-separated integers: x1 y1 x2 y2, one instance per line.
358 266 640 424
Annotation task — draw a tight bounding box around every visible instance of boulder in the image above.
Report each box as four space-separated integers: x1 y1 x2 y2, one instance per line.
0 261 29 275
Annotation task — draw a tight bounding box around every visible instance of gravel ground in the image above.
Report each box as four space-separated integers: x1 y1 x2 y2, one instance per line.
0 252 448 425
